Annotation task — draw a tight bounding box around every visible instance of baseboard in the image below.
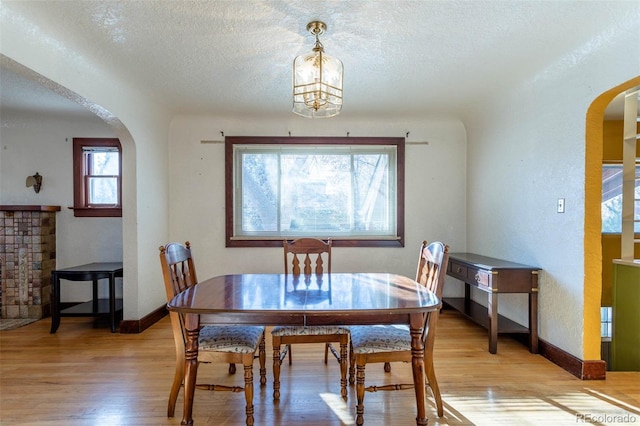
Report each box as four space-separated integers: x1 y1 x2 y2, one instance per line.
119 305 168 334
538 339 606 380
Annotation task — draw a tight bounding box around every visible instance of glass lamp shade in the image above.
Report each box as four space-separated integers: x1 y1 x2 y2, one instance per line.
293 49 343 118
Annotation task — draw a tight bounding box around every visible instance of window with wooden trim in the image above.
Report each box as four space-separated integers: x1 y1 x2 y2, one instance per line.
72 138 122 217
225 136 404 247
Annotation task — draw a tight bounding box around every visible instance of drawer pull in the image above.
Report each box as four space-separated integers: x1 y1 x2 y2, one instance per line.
456 267 463 273
475 273 481 282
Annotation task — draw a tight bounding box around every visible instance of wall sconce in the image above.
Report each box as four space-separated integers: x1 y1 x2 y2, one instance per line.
26 172 43 193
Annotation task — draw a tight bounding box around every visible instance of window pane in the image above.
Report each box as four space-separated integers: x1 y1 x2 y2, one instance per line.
88 151 119 175
601 164 640 233
280 154 351 233
88 177 118 205
236 146 396 237
241 153 279 232
353 154 391 232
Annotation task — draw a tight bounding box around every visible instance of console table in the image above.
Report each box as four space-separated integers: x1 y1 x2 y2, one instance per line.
444 253 540 354
50 262 123 333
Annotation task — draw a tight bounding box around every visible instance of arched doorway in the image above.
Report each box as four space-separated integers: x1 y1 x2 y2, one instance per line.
0 56 132 322
584 76 640 363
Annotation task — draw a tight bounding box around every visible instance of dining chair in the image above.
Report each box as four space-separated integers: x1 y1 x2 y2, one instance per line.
271 237 350 400
159 241 266 425
349 241 449 424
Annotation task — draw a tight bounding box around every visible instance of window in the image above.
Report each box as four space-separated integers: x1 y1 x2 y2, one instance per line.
226 136 404 247
73 138 122 217
601 306 612 340
601 163 640 233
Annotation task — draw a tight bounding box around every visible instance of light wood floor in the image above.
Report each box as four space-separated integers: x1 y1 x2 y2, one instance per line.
1 310 638 425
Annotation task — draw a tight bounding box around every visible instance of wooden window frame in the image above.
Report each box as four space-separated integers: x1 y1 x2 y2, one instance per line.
72 138 122 218
225 136 404 248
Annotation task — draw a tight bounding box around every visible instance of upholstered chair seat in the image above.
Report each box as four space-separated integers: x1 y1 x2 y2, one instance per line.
199 325 266 352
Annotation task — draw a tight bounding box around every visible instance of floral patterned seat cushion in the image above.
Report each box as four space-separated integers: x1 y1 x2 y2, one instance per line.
349 325 411 354
271 325 350 336
198 325 265 353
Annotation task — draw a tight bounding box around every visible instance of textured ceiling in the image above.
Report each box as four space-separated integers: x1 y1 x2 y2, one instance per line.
0 0 635 120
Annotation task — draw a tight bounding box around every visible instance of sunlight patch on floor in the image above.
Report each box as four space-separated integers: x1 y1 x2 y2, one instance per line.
441 390 640 425
320 392 356 425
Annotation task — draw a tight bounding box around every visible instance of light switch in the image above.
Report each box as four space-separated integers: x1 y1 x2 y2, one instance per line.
557 198 565 213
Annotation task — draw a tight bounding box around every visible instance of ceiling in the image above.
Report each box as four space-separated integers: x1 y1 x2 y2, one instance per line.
0 1 635 121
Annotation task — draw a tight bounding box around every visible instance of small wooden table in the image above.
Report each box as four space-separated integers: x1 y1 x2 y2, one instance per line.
50 262 123 333
167 273 441 426
445 253 540 354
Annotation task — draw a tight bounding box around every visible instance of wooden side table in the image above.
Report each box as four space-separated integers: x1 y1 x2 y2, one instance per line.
444 253 540 354
50 262 123 333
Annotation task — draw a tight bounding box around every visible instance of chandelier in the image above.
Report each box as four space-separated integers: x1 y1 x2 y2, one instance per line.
293 21 343 118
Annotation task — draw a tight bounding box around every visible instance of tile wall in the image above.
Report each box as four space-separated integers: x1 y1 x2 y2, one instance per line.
0 208 58 319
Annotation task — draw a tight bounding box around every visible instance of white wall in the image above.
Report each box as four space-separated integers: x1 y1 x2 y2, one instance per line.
0 112 123 302
462 14 639 358
168 115 467 288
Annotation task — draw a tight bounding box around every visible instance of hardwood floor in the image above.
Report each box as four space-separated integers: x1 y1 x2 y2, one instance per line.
1 310 638 425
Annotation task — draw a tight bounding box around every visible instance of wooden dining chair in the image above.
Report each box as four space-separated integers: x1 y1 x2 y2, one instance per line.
349 241 449 424
159 241 266 425
271 237 350 400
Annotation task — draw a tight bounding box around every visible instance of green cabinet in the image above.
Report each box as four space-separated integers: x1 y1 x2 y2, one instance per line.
611 261 640 371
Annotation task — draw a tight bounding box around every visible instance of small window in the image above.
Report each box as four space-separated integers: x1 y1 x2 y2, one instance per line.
601 306 612 340
225 136 405 247
601 163 640 233
73 138 122 217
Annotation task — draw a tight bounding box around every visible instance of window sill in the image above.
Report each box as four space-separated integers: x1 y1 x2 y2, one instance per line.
71 207 122 218
226 237 404 248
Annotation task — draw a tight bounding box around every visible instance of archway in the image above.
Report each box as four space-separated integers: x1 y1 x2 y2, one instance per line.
584 76 640 362
0 55 136 321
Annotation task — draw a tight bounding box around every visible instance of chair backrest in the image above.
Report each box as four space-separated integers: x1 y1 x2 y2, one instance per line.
283 238 332 275
159 241 198 300
415 240 449 299
159 241 198 350
415 240 450 348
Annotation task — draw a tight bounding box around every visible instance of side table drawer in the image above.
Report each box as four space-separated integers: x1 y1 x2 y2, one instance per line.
448 261 468 281
471 269 492 289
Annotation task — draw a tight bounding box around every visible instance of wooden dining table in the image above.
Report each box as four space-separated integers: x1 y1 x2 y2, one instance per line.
166 272 442 425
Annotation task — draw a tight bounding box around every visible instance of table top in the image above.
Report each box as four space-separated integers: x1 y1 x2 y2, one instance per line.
449 253 540 271
167 273 440 324
53 262 123 273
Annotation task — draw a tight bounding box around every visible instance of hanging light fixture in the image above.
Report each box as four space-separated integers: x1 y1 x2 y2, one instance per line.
293 21 343 118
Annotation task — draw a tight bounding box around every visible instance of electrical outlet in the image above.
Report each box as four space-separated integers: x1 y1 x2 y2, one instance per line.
557 198 565 213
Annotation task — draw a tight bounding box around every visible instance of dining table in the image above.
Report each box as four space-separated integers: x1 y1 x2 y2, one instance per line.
166 272 442 425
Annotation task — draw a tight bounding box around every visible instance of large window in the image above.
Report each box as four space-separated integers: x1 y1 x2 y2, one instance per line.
226 137 404 247
601 163 640 233
73 138 122 217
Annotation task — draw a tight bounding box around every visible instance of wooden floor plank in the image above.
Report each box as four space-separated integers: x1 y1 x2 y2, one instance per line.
1 310 638 425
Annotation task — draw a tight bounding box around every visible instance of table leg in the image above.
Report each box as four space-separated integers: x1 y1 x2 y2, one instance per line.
529 290 539 353
488 291 498 354
181 313 200 425
109 274 116 333
50 272 60 333
410 313 428 426
463 282 471 312
92 279 99 313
